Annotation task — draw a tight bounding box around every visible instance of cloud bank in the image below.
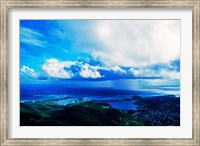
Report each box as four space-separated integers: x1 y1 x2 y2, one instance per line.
20 65 38 78
42 58 75 79
90 20 180 67
20 58 180 80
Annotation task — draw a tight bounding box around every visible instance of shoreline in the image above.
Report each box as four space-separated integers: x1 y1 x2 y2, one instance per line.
20 95 180 126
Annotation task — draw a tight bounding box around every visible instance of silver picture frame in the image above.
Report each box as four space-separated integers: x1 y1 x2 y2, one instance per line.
0 0 199 145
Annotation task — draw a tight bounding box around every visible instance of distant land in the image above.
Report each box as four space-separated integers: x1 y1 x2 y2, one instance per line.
20 95 180 126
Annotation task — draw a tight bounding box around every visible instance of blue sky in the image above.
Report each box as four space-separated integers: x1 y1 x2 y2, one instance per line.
20 20 180 86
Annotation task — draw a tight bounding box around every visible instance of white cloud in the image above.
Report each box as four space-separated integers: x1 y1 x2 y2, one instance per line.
20 27 47 47
42 58 75 79
110 66 126 73
20 65 38 78
79 63 102 78
159 70 180 79
42 59 103 79
91 20 180 67
41 58 179 80
129 68 140 76
129 67 180 79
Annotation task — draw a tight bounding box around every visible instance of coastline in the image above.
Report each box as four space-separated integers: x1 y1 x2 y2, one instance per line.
20 95 180 126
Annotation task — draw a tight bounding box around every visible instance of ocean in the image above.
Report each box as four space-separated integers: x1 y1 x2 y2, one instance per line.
20 81 179 101
20 79 180 110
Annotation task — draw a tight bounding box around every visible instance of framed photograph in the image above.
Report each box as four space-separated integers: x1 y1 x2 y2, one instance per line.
1 0 199 145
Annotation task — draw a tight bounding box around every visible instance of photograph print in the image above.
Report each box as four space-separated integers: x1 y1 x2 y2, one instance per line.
20 20 180 126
